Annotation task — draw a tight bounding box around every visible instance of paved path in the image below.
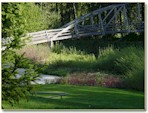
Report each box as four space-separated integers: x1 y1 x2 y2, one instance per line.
32 74 61 84
16 68 61 84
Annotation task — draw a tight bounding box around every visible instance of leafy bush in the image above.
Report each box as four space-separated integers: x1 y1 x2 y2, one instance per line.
21 3 48 32
21 3 61 32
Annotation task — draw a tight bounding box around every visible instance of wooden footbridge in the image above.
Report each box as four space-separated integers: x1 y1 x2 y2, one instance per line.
2 3 144 49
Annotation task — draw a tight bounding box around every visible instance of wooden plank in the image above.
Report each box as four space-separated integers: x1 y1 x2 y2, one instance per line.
78 32 102 37
29 30 46 35
58 32 72 37
46 28 70 33
28 32 45 36
52 35 73 41
46 28 63 32
59 31 72 34
31 37 47 41
30 34 46 38
29 32 45 36
46 32 57 37
28 39 49 45
51 24 74 41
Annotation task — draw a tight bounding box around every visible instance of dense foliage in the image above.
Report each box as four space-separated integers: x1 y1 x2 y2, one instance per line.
2 3 39 106
21 3 60 32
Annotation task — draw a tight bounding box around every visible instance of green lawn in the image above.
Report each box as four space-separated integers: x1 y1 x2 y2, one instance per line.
3 84 144 109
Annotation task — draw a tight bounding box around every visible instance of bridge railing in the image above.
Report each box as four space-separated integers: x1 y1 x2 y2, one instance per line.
2 3 144 50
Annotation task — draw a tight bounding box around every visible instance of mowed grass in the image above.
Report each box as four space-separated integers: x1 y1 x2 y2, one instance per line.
3 84 144 109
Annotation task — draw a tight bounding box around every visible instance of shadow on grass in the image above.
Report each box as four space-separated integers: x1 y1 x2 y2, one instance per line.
27 85 144 109
3 84 144 109
43 60 99 76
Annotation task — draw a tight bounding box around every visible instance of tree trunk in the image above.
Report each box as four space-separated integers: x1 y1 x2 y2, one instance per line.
60 3 64 26
141 3 144 21
73 3 77 19
55 3 58 12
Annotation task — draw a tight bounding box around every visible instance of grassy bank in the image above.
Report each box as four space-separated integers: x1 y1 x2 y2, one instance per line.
2 84 144 109
5 38 145 109
16 42 144 91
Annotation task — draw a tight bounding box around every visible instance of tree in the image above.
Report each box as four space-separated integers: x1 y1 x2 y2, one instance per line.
35 3 61 29
21 3 48 32
2 3 39 106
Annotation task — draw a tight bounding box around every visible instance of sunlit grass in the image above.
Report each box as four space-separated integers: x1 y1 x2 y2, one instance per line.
3 84 144 109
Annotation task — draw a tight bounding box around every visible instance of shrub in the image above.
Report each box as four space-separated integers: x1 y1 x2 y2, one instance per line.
61 72 122 88
103 76 123 88
63 73 98 86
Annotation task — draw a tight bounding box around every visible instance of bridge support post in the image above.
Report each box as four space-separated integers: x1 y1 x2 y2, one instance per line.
74 24 80 38
49 40 54 48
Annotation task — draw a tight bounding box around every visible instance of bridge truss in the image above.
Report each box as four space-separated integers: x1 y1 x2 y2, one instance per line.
2 3 144 49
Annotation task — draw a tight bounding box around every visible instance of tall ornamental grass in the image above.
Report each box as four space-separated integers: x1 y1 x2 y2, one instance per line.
115 47 144 91
97 46 144 91
16 45 50 64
